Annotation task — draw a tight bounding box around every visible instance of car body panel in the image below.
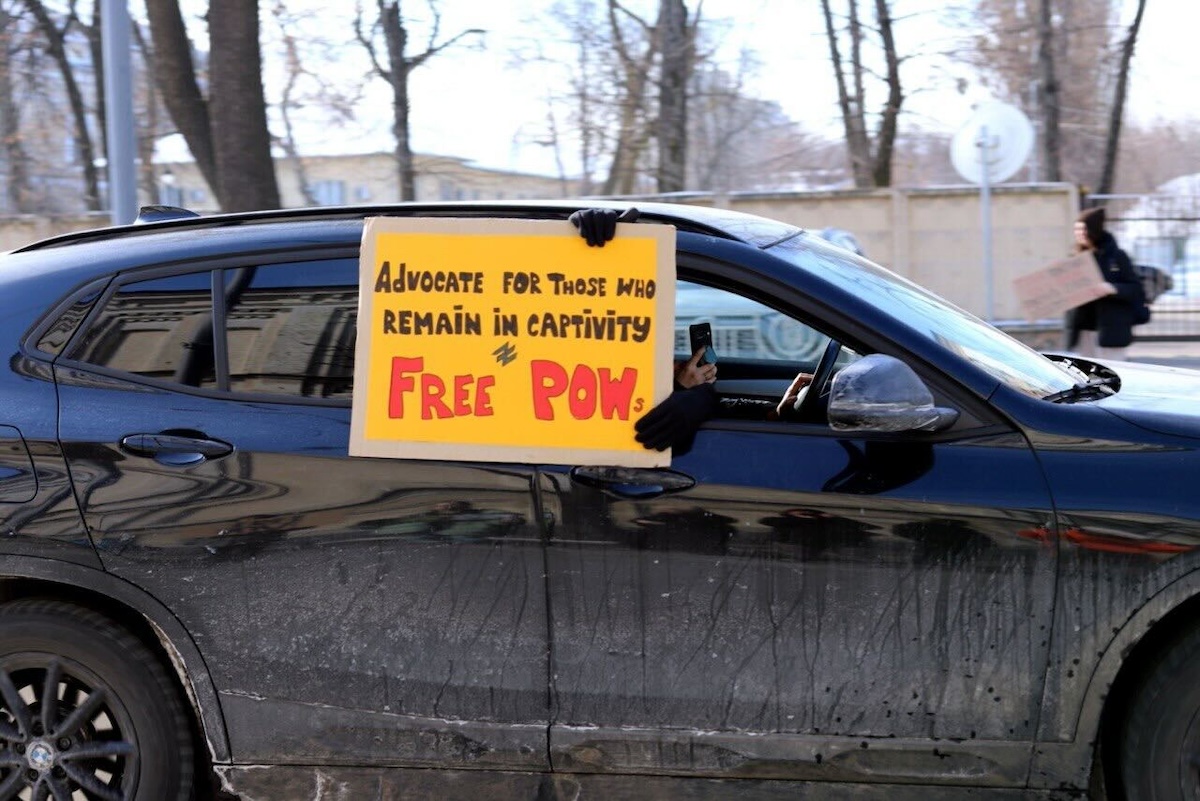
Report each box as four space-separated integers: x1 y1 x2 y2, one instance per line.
3 201 1200 796
541 424 1056 785
54 364 551 770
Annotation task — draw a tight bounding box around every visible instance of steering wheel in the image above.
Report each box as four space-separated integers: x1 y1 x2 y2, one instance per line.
796 338 841 421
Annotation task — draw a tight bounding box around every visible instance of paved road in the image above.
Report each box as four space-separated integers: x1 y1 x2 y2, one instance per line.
1126 340 1200 371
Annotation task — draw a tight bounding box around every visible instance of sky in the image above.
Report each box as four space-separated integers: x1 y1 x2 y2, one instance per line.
236 1 1200 179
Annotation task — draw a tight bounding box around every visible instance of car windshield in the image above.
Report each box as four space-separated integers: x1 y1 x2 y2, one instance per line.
767 233 1078 399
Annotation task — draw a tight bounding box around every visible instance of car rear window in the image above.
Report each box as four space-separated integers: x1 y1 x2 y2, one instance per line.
66 259 359 402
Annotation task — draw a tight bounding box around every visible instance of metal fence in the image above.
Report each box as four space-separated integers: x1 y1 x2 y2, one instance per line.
1092 192 1200 341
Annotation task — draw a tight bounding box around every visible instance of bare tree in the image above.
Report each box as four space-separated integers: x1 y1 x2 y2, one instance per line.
207 0 279 211
655 0 696 193
354 0 482 201
145 0 279 212
271 1 319 206
19 0 101 209
0 2 31 212
688 59 821 192
820 0 904 188
144 0 216 195
1095 0 1145 198
1035 0 1061 181
961 0 1131 189
1114 118 1200 196
604 0 657 194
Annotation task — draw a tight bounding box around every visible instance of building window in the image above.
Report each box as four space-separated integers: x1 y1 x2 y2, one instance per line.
159 185 184 207
310 180 346 206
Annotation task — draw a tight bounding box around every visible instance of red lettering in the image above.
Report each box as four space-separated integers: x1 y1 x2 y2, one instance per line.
531 360 568 420
568 363 597 420
597 367 637 420
475 376 495 416
388 357 423 418
388 357 494 420
421 374 453 420
453 374 473 416
531 362 639 421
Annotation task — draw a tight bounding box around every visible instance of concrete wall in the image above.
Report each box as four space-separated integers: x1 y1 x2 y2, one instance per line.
2 183 1078 328
652 183 1079 323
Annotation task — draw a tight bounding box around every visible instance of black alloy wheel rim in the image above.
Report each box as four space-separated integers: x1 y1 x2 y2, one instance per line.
0 656 135 801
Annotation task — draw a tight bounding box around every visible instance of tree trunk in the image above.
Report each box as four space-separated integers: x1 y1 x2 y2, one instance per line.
1036 0 1062 182
1095 0 1145 197
22 0 101 210
870 0 902 188
86 0 107 168
603 0 656 196
656 0 689 193
144 0 219 198
378 1 415 201
207 0 280 211
0 6 29 212
130 23 162 203
822 0 873 187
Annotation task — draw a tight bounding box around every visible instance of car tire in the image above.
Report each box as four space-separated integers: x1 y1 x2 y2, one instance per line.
1122 623 1200 800
0 599 194 800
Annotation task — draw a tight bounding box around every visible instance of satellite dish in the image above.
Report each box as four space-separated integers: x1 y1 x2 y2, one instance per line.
951 102 1034 185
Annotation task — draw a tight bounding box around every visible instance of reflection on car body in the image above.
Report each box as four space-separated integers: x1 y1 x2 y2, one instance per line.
1 201 1200 799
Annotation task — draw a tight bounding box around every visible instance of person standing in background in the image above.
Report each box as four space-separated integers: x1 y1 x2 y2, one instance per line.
1063 207 1143 361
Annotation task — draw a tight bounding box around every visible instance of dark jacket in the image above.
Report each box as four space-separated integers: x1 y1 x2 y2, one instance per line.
1064 232 1143 349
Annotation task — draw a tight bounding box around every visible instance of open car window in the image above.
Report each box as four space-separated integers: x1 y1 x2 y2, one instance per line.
675 280 829 365
674 280 864 412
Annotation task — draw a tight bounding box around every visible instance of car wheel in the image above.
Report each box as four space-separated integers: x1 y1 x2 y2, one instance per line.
1122 624 1200 800
0 599 193 800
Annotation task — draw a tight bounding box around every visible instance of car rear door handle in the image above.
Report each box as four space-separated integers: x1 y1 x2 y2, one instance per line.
570 466 695 499
120 432 233 466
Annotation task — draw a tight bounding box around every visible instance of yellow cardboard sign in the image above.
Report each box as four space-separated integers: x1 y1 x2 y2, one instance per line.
350 217 676 466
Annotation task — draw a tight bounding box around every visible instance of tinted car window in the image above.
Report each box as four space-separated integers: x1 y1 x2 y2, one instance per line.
35 285 103 356
224 259 358 400
70 271 217 388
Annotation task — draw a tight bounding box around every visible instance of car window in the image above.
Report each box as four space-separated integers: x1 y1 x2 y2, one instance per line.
69 271 218 389
223 260 358 400
765 233 1077 399
68 259 359 402
675 280 830 363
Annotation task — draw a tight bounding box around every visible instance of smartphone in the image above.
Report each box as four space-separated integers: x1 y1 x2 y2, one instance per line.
689 322 717 365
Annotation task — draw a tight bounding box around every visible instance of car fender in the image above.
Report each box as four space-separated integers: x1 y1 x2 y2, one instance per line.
0 554 229 762
1031 563 1200 788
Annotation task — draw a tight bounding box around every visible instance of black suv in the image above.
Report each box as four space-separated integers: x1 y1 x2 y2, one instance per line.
2 202 1200 800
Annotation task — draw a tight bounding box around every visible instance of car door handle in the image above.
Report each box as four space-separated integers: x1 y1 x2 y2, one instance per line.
120 432 233 466
570 466 695 499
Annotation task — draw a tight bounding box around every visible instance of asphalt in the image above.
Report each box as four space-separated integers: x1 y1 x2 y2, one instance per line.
1125 340 1200 371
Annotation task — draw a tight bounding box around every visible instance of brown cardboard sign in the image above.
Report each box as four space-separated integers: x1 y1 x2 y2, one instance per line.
1012 252 1111 321
350 217 677 467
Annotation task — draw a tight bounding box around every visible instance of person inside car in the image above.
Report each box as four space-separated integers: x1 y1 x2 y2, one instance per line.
570 207 812 451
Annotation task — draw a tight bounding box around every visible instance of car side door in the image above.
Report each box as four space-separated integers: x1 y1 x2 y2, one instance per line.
541 272 1058 789
53 255 550 771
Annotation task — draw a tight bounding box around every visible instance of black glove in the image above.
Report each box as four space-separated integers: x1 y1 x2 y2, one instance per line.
634 383 717 452
569 207 640 247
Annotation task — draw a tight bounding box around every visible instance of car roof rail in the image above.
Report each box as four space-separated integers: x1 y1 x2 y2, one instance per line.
10 202 746 254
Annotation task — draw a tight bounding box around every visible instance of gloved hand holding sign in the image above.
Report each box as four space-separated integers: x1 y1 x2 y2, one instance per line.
633 383 718 452
570 206 711 453
568 207 640 247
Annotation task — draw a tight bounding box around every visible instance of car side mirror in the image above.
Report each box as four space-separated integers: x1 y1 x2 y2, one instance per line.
827 354 959 433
